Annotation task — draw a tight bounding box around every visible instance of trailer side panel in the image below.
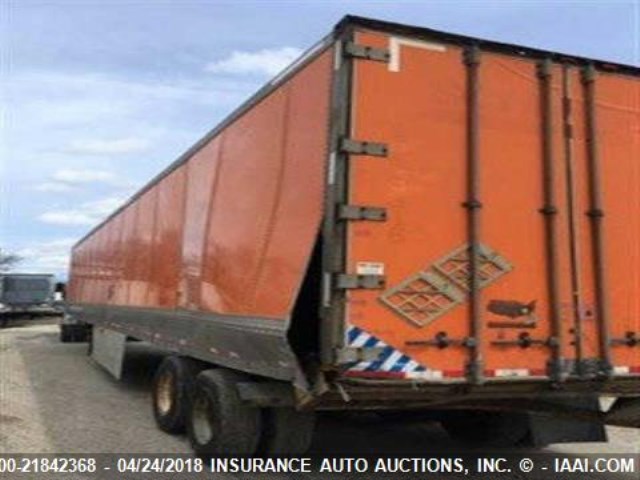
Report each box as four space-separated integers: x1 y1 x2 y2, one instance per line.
67 48 333 382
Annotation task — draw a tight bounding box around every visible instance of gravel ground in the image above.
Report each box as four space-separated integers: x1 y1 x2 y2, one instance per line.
0 322 637 479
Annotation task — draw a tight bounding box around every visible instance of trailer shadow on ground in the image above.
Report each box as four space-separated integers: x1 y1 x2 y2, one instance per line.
117 342 166 392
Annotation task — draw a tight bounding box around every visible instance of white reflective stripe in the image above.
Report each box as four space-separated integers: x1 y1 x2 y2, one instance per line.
349 361 371 372
389 36 447 72
494 369 530 378
402 359 420 372
407 370 444 380
350 332 372 348
380 351 403 371
613 366 630 375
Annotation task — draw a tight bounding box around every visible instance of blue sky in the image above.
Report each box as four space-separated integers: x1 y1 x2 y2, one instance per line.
1 0 638 278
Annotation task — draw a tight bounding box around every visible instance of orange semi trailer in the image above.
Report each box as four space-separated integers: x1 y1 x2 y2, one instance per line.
65 16 639 455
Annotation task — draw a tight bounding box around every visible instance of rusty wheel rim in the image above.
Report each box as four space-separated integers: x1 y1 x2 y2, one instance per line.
155 371 174 416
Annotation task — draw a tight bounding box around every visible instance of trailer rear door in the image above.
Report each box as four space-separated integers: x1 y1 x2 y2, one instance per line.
340 30 640 383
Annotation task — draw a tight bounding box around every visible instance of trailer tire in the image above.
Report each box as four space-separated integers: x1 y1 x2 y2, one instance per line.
441 411 530 448
256 408 315 455
188 369 261 456
60 324 74 343
60 324 89 343
75 325 90 343
152 356 202 434
85 325 92 350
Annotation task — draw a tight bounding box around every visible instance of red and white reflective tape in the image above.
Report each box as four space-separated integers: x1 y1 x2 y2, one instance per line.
443 369 544 378
345 366 640 380
345 369 444 380
486 368 547 378
613 366 640 375
346 368 548 380
406 370 444 380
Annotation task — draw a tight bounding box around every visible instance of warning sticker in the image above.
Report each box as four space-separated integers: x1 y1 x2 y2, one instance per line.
356 262 385 276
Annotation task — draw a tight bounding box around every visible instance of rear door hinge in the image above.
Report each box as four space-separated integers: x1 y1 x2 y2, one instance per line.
338 204 387 222
344 42 390 63
335 274 386 290
340 138 388 157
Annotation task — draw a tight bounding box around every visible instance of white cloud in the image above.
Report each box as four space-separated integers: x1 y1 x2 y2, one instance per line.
51 168 117 184
83 197 126 216
17 97 130 128
205 47 303 76
8 71 256 131
38 196 126 226
5 68 262 273
65 137 151 155
15 238 76 276
38 212 97 226
33 182 75 193
33 168 132 193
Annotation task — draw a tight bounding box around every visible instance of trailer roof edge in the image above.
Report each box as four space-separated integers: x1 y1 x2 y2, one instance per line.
338 15 639 76
73 14 638 250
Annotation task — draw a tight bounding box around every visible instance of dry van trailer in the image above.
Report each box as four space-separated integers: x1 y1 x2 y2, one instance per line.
66 16 639 454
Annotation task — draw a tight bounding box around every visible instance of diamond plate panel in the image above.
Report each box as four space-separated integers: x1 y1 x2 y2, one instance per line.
432 243 513 292
379 243 512 327
379 271 465 327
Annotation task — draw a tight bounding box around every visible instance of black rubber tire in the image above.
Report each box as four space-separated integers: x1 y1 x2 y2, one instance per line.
60 324 89 343
187 369 261 457
256 408 315 455
440 411 531 448
59 324 74 343
86 327 94 355
152 356 203 434
84 325 92 348
74 325 89 342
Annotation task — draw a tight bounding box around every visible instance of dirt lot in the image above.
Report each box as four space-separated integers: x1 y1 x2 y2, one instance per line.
0 321 638 479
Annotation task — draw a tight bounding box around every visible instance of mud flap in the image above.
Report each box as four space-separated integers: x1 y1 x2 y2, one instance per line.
91 326 127 379
528 397 607 445
606 397 640 428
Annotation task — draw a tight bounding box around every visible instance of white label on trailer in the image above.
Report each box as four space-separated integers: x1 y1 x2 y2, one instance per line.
389 36 447 72
356 262 385 276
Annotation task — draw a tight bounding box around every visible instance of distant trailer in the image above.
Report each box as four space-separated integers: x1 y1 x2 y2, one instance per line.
65 16 639 456
0 273 58 324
